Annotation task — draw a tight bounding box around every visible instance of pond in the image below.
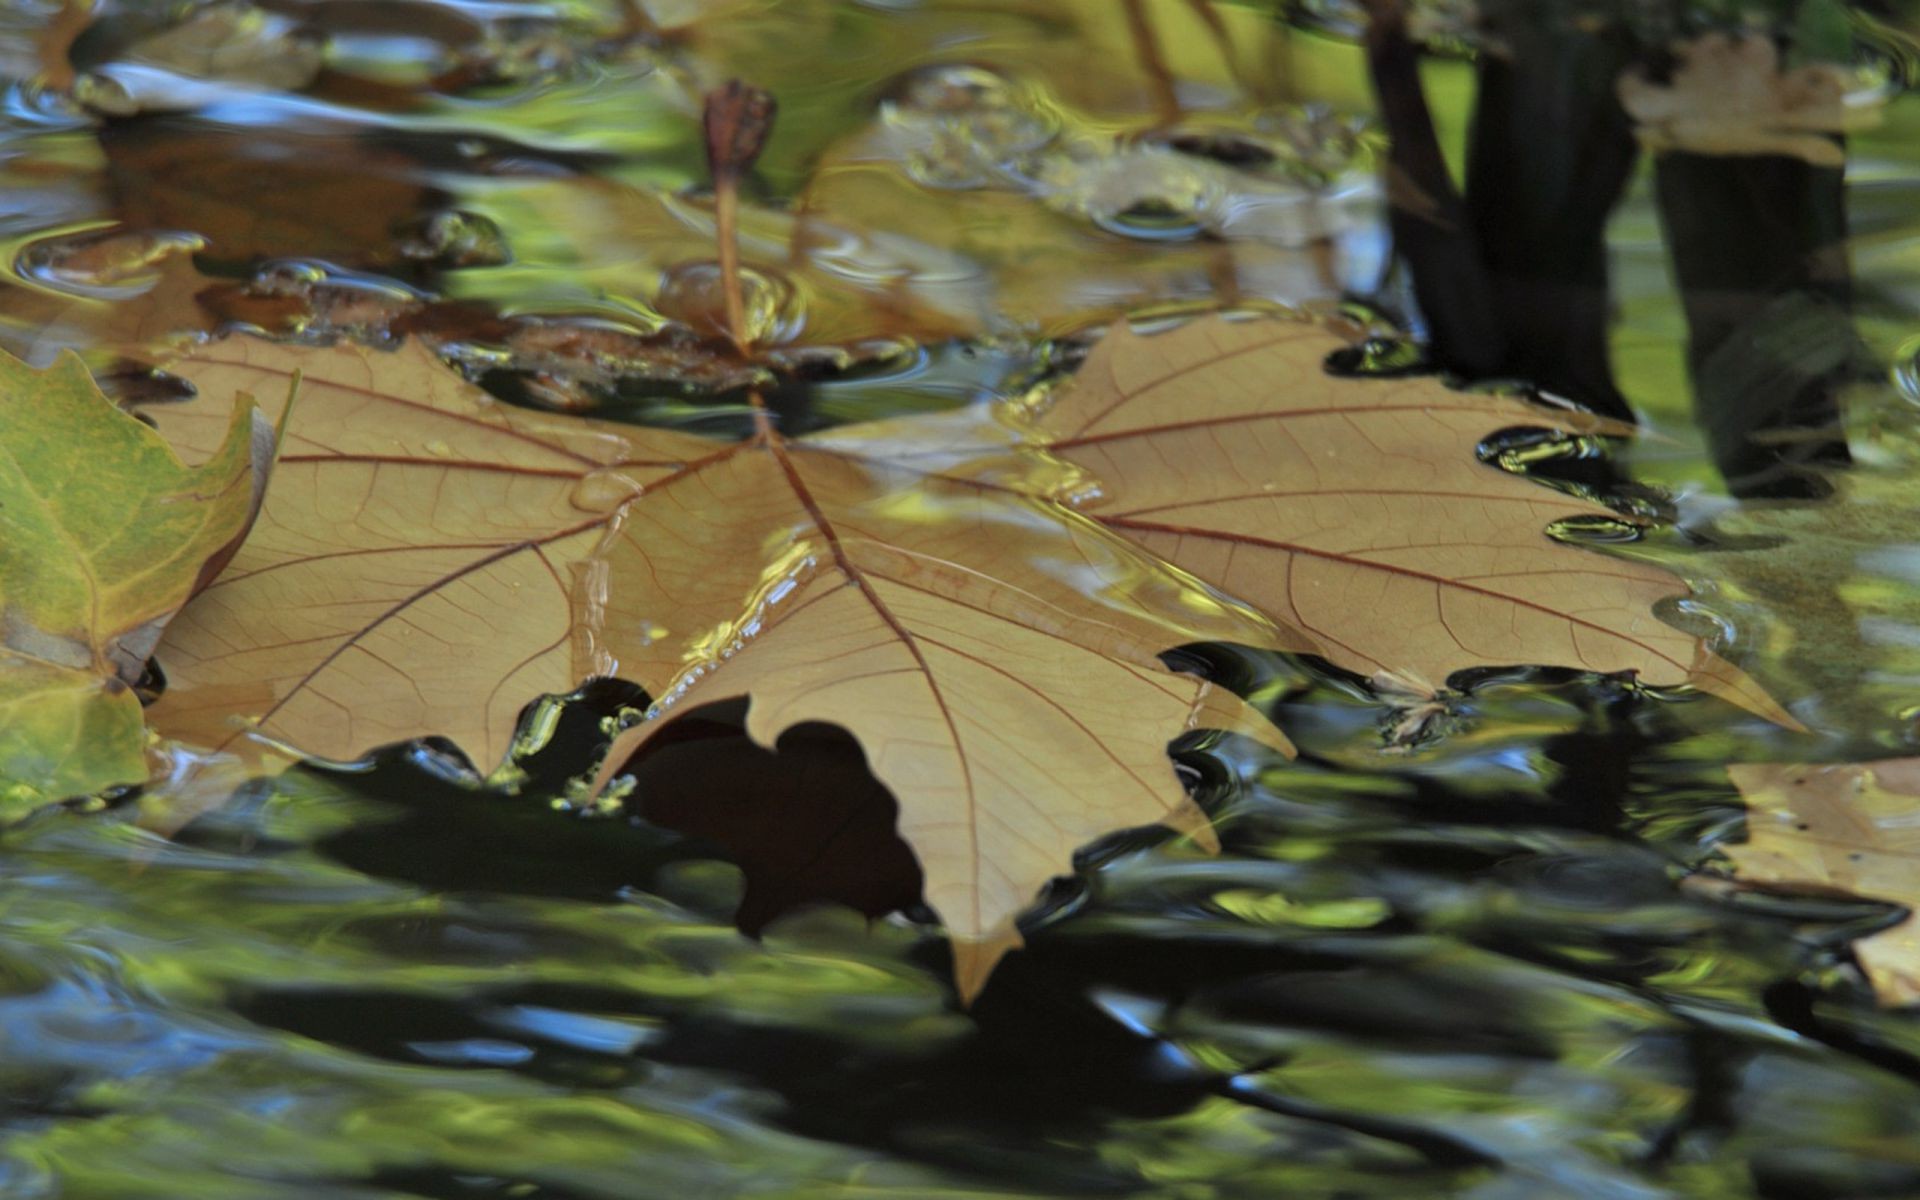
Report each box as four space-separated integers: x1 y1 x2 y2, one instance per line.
2 2 1920 1197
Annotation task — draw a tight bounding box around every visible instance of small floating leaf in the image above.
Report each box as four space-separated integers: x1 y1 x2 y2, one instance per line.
1726 760 1920 1005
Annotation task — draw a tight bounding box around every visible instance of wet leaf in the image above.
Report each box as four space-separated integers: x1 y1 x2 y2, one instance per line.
1036 315 1797 726
1725 760 1920 1005
142 331 1288 998
143 313 1792 997
0 348 272 806
1617 33 1882 168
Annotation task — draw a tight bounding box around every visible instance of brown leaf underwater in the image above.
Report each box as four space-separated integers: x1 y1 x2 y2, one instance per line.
1726 761 1920 1006
143 313 1793 995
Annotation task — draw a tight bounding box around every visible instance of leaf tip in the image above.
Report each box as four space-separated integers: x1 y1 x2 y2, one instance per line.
1188 683 1294 759
951 926 1022 1006
1164 794 1221 854
1690 646 1807 733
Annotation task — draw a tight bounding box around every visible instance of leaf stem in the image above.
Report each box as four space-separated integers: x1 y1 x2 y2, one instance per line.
702 81 778 358
714 170 748 355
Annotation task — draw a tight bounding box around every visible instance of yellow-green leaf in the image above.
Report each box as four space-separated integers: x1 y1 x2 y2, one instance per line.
0 349 272 807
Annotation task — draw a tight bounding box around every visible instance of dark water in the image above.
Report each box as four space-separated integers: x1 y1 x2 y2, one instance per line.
5 2 1920 1196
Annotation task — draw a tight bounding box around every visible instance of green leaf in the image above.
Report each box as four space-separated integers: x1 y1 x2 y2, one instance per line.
0 349 272 809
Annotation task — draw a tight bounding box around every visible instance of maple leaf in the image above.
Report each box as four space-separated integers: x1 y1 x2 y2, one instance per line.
0 348 272 806
1029 315 1797 726
1725 761 1920 1006
142 313 1791 996
142 331 1287 998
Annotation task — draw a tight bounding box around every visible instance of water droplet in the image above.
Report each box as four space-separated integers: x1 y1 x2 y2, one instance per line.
569 467 646 514
1324 336 1425 377
1668 598 1739 646
1547 514 1646 545
1489 432 1607 473
1054 479 1106 508
507 694 569 760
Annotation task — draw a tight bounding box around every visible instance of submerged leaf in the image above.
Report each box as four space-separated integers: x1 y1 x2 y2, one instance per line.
1726 761 1920 1005
0 349 271 805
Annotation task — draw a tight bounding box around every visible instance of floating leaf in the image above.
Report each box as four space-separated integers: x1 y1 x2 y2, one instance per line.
1618 33 1881 168
1033 316 1797 725
144 313 1792 996
98 116 445 273
1726 760 1920 1005
0 348 272 806
143 332 1287 997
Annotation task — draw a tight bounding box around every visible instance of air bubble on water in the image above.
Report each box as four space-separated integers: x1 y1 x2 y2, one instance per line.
655 260 802 346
